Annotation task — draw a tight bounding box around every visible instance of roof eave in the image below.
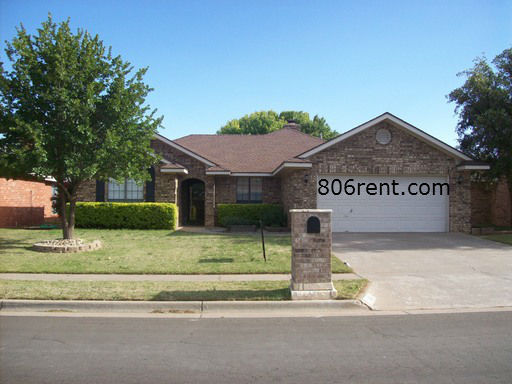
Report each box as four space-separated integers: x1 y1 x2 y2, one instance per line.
160 168 189 174
456 165 490 171
272 161 312 175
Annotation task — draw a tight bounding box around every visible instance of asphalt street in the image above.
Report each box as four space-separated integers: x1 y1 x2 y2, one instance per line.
1 311 512 383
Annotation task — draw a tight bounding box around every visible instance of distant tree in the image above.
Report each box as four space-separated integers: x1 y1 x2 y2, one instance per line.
448 48 512 224
218 110 338 139
0 15 162 239
220 111 284 135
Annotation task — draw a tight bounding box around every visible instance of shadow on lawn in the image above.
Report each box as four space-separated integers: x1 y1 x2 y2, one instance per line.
0 238 35 253
151 288 291 301
198 258 234 263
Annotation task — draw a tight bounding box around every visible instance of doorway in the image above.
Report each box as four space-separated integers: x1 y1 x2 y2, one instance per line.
180 179 205 226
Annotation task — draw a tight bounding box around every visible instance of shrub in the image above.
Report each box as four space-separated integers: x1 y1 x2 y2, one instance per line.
217 204 285 227
222 216 258 226
73 202 177 229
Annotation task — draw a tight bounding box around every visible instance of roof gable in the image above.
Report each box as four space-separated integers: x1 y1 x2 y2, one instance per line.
299 112 472 161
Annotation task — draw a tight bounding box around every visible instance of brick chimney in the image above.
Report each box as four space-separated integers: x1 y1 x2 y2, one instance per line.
283 119 301 131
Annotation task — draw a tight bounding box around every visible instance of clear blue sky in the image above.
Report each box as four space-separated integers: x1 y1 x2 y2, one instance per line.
1 0 510 145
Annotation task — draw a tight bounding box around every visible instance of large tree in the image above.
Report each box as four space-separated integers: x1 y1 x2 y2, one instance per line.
448 48 512 224
218 110 338 139
0 16 162 239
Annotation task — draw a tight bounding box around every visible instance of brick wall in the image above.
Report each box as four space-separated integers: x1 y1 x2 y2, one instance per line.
282 121 472 232
471 177 511 227
0 178 57 227
290 209 332 287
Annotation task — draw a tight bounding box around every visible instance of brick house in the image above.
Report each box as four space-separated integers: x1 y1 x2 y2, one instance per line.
0 177 57 227
77 112 490 233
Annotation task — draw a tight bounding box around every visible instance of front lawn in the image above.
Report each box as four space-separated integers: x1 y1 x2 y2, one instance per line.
0 279 366 301
0 229 351 274
483 234 512 246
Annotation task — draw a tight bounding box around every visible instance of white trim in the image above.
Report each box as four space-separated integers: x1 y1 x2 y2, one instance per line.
272 161 312 175
205 162 313 177
230 172 273 177
205 170 231 175
154 133 216 166
299 113 472 161
161 168 189 174
456 165 490 170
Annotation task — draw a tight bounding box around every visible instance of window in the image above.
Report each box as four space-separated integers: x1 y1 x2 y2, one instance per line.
107 178 144 201
236 177 262 203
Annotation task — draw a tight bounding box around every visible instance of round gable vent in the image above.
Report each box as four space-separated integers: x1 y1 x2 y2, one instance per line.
376 128 391 145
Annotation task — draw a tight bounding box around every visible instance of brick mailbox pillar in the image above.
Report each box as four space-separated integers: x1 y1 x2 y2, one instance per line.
290 209 337 300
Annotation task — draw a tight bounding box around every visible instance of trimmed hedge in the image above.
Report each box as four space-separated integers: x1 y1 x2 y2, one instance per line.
73 202 177 230
217 204 285 227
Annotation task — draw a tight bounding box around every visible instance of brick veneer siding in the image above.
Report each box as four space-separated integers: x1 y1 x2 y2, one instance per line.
215 176 281 204
471 177 511 227
76 179 148 202
282 121 472 233
151 140 216 226
0 178 57 227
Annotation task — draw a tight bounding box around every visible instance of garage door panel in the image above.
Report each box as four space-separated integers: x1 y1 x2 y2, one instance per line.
317 176 449 232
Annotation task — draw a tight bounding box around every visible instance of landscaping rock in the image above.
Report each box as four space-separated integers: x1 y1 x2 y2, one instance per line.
33 239 102 253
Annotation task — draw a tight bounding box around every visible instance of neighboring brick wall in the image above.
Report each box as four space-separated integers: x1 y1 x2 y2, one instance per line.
471 182 492 226
471 177 511 227
283 121 471 232
493 178 511 226
0 178 57 227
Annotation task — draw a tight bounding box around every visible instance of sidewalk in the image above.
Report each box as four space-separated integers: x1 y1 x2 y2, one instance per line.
0 273 359 282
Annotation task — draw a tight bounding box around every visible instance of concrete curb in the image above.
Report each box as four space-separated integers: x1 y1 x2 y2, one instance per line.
0 299 366 314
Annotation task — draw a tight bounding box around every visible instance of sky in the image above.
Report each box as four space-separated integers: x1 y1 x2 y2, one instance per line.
1 0 510 146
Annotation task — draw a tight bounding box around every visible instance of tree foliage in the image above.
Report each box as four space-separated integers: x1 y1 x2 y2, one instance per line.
0 15 162 238
218 110 338 139
448 48 512 224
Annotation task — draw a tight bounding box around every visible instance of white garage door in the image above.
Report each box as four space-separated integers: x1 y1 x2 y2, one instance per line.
317 175 449 232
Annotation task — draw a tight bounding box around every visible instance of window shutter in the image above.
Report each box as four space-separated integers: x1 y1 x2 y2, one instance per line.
145 167 156 202
95 181 105 202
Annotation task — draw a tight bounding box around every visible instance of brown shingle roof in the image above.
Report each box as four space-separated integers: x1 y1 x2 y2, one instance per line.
173 128 324 173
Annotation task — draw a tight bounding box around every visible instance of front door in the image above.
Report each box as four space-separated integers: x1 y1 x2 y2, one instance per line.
181 179 205 225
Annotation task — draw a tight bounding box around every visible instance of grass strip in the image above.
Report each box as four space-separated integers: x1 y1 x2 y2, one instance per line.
482 234 512 246
0 279 366 301
0 229 351 274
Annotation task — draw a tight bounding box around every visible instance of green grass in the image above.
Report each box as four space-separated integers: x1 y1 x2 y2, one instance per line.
0 279 366 301
483 234 512 246
0 228 351 274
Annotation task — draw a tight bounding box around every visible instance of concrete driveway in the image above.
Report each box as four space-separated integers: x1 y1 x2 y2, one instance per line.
332 233 512 311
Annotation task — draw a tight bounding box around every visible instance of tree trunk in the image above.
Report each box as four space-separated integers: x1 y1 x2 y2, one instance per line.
507 176 512 227
59 186 70 239
67 199 76 240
